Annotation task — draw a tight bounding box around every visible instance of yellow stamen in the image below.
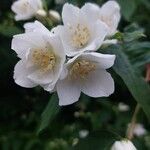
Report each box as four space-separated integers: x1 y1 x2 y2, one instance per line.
70 24 90 48
69 59 96 79
32 49 56 72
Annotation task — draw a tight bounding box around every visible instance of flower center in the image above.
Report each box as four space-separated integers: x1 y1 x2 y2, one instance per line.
32 50 56 72
71 24 90 48
69 59 96 79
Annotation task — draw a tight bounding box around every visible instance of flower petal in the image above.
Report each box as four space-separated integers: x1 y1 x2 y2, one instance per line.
82 52 116 69
62 3 80 25
29 0 43 11
101 1 120 17
24 20 51 35
46 35 66 59
42 83 56 92
11 32 46 59
81 3 100 22
81 69 114 97
14 60 37 88
100 1 120 35
15 14 33 21
52 25 77 56
42 35 65 86
27 70 53 85
88 20 108 50
111 140 137 150
56 78 81 106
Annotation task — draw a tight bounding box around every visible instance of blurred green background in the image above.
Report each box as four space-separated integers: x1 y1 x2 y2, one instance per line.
0 0 150 149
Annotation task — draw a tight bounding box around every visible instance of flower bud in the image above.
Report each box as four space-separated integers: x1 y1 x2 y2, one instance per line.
36 9 47 17
118 102 130 112
49 10 61 22
111 140 137 150
79 130 89 138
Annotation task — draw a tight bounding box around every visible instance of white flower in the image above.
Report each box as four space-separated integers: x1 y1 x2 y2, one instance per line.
118 102 130 112
83 1 121 36
11 21 65 91
133 124 147 137
11 0 44 21
56 52 115 106
52 3 108 56
111 140 137 150
128 123 147 137
79 130 89 138
49 10 61 22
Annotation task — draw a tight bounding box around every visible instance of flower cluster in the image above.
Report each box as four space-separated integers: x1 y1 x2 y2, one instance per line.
11 1 121 106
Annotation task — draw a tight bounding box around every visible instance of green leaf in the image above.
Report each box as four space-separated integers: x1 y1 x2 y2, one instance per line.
124 23 144 32
0 24 22 37
125 41 150 68
105 45 150 121
126 41 150 51
117 0 137 21
123 24 145 42
24 140 40 150
1 140 10 150
43 0 53 10
133 53 150 67
37 93 60 134
140 0 150 9
113 32 124 41
124 31 145 42
72 130 121 150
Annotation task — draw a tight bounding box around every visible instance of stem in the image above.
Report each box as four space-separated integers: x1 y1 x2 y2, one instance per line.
126 64 149 140
145 64 150 82
126 104 140 140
